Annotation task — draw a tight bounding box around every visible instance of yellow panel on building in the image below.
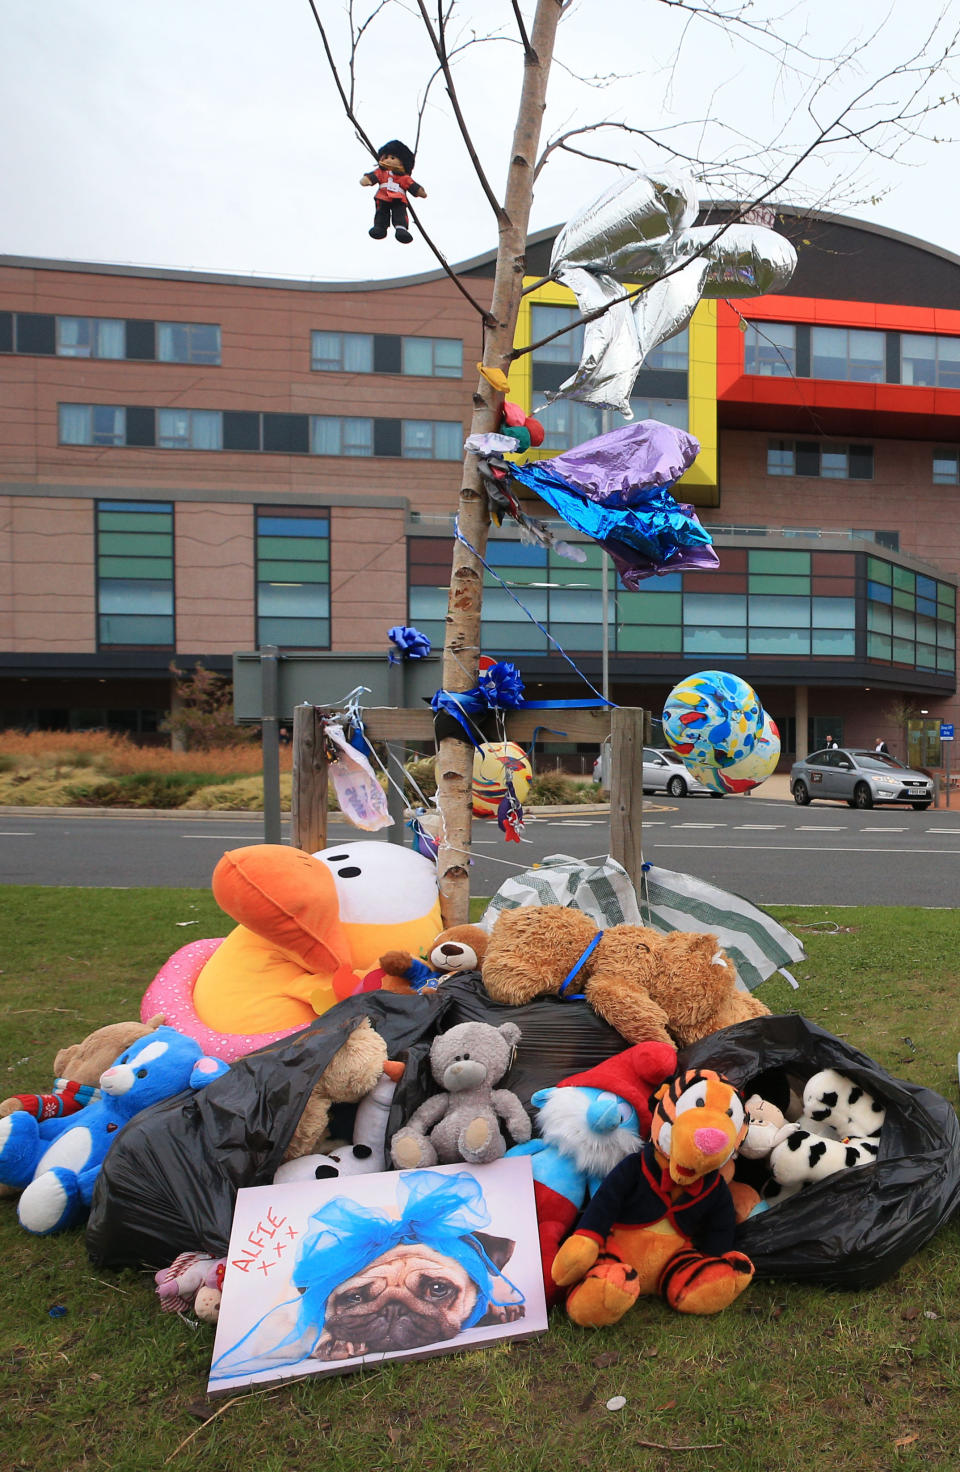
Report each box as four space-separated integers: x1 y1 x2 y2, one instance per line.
514 278 718 506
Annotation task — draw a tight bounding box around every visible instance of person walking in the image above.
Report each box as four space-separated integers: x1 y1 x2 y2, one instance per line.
874 737 890 754
824 733 838 749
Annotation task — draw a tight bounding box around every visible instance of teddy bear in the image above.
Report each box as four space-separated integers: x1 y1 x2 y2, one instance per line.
551 1067 754 1323
377 923 490 995
390 1020 531 1168
480 906 769 1049
0 1026 228 1235
281 1018 392 1164
505 1041 677 1305
275 1055 405 1182
0 1014 165 1123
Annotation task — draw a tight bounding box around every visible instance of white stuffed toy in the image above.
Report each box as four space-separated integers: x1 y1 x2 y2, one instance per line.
766 1124 881 1201
797 1068 886 1141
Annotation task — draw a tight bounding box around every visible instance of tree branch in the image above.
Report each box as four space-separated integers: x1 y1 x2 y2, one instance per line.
414 0 509 223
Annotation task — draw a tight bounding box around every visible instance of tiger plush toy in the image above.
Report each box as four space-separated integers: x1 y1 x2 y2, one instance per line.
551 1068 755 1322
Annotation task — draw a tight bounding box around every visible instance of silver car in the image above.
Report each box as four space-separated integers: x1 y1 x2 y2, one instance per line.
642 747 717 799
790 748 934 810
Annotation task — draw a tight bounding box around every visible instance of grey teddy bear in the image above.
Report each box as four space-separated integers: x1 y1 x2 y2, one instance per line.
390 1021 531 1168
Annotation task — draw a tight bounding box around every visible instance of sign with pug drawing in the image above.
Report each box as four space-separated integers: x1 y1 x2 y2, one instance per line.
207 1158 546 1392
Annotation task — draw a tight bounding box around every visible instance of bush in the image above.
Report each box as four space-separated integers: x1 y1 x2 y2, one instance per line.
182 775 293 811
404 756 438 802
63 773 234 808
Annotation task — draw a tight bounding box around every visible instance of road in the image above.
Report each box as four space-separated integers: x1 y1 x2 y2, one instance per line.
2 795 959 906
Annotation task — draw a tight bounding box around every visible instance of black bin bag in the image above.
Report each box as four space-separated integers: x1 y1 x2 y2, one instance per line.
87 974 631 1271
679 1013 960 1289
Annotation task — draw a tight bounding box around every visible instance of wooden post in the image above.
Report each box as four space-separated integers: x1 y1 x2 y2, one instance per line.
385 660 407 845
260 645 282 845
609 707 644 897
291 704 328 855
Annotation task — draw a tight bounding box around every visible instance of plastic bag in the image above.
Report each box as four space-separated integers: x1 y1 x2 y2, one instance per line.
87 976 631 1270
679 1014 960 1288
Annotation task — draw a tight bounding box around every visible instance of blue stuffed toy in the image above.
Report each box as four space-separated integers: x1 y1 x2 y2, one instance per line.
0 1025 228 1235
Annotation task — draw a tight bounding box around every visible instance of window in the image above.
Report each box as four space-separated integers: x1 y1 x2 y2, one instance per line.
401 420 462 459
157 322 221 364
401 337 463 377
310 416 373 456
766 441 873 479
156 409 223 450
256 510 330 648
644 327 689 372
531 304 585 365
744 322 797 376
56 317 125 359
901 334 960 389
811 326 884 383
96 500 174 647
627 395 688 430
933 451 959 485
311 331 373 372
59 404 126 446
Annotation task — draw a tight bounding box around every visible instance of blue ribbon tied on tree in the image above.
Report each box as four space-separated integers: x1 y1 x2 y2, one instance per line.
388 625 432 664
431 661 526 747
209 1170 524 1380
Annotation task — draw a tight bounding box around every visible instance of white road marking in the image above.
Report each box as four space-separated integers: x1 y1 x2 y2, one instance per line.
0 831 34 836
179 833 264 839
675 822 727 829
796 825 846 831
653 843 960 856
548 820 602 827
734 824 784 830
928 828 960 834
860 826 906 832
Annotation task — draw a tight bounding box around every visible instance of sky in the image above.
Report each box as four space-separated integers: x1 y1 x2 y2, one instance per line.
1 0 959 284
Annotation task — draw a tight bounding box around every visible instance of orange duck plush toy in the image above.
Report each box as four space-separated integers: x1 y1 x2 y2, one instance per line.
142 841 444 1061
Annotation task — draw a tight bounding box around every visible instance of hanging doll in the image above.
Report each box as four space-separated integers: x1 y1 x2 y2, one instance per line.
360 140 427 244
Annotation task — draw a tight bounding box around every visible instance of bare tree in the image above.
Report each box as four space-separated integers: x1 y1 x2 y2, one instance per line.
311 0 959 923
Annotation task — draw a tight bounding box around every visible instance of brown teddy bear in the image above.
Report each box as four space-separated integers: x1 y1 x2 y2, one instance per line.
282 1017 390 1163
480 907 768 1050
378 923 489 996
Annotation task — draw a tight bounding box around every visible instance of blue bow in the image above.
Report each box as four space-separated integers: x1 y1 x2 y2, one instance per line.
431 662 526 746
388 625 432 663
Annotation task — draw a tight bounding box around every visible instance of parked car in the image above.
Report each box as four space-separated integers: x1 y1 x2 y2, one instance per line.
642 747 718 799
790 748 934 810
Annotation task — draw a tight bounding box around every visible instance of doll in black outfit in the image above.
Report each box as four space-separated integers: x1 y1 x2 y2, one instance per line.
360 140 427 243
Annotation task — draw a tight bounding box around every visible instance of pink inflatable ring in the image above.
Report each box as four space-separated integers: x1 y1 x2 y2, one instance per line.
141 939 308 1062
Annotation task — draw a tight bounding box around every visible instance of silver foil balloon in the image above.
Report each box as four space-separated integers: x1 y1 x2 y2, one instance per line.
550 168 697 275
543 169 797 415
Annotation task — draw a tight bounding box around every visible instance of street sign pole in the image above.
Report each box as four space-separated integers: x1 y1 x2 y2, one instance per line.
940 723 954 810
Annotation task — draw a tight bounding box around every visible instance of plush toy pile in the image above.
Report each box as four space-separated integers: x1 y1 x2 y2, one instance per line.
11 837 947 1355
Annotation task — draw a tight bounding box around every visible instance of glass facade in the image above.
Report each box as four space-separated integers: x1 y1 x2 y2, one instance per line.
407 542 898 662
866 557 955 674
256 509 330 649
96 500 174 647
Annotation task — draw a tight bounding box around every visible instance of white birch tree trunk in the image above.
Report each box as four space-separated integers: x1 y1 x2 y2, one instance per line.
435 0 564 925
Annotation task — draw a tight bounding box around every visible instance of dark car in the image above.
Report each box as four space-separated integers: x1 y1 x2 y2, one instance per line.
790 748 934 810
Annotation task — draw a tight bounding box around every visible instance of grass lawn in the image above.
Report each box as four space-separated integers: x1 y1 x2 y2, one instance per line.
1 888 959 1472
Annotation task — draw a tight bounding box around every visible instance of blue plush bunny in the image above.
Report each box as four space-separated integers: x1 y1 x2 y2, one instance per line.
0 1025 227 1235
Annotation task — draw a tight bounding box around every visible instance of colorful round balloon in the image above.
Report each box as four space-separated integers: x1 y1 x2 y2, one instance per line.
662 670 763 769
687 713 781 794
471 741 532 817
